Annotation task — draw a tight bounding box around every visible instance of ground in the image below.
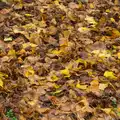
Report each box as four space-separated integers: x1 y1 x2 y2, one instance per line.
0 0 120 120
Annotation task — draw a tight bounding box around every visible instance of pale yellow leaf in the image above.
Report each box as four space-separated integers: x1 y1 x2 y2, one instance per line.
85 16 97 27
99 83 108 90
78 27 90 33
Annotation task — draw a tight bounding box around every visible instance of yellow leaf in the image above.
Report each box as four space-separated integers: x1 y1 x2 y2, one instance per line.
0 72 8 78
28 100 37 106
85 16 97 27
54 0 59 5
51 75 59 81
63 30 70 39
106 9 110 13
76 58 87 68
112 29 120 38
90 3 94 9
48 26 57 35
117 52 120 59
23 43 37 49
0 78 3 87
25 14 33 17
89 80 99 93
76 83 87 90
24 66 35 78
51 50 62 55
19 49 26 55
19 115 26 120
60 69 70 77
39 20 47 28
52 90 62 95
78 27 90 33
114 0 119 5
99 83 108 90
4 37 13 42
104 71 117 79
59 38 68 47
92 50 111 58
90 80 99 86
8 49 16 56
81 97 89 106
110 18 115 22
59 4 67 13
68 11 76 21
54 84 60 89
101 108 112 114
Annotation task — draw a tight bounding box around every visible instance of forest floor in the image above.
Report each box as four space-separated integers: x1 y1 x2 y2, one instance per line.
0 0 120 120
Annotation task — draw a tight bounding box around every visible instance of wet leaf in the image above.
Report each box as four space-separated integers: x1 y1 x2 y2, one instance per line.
78 27 90 33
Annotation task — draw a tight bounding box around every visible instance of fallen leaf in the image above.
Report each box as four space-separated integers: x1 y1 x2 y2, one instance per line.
99 83 108 90
0 78 3 87
90 3 94 9
85 16 97 27
76 83 87 90
4 37 13 42
24 66 35 78
104 71 117 79
78 27 90 33
60 69 70 77
117 52 120 59
8 49 16 56
101 108 112 114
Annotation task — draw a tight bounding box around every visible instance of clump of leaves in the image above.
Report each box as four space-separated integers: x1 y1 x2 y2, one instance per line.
6 109 17 120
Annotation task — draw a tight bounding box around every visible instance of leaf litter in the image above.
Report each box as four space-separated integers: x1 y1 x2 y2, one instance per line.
0 0 120 120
